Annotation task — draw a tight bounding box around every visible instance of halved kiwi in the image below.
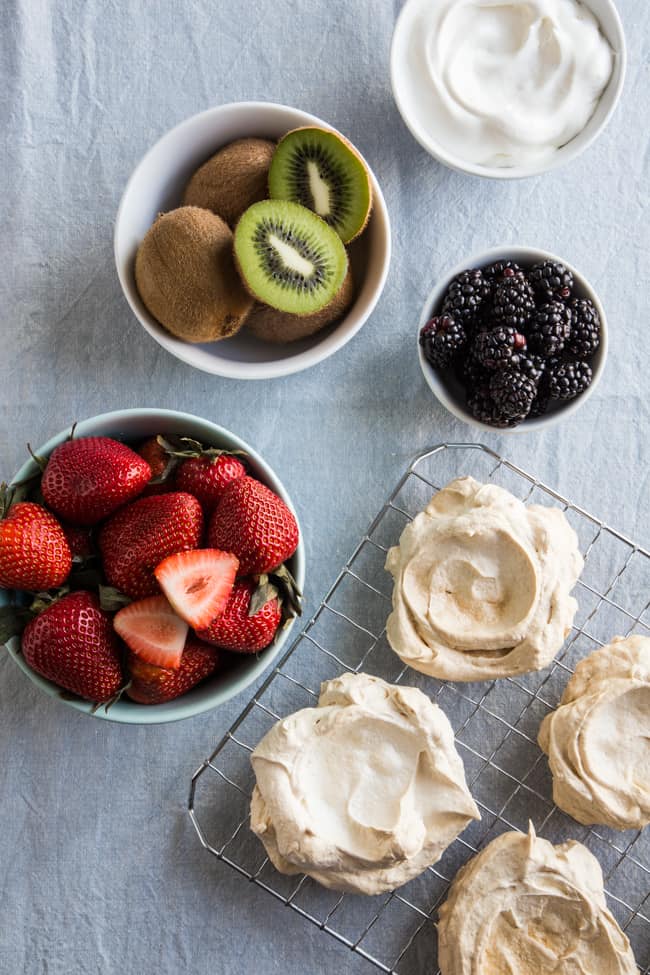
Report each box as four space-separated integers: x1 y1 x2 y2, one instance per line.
245 269 355 344
268 127 372 244
234 199 348 315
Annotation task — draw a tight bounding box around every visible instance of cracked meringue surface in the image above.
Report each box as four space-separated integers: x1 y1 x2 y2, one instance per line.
385 476 583 681
438 825 638 975
539 635 650 830
249 672 479 894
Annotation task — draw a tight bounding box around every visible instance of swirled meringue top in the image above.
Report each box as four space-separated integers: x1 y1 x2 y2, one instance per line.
385 477 583 681
539 635 650 830
249 672 479 894
438 825 638 975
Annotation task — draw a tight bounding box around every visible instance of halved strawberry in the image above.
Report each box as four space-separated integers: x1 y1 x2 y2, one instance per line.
153 549 238 629
113 595 188 669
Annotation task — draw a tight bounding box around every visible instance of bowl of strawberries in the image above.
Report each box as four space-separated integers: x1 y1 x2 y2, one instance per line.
0 408 304 723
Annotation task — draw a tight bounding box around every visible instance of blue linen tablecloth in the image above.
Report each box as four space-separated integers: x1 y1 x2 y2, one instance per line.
0 1 648 972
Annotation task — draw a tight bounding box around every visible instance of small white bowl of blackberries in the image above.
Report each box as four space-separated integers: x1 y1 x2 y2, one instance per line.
417 246 608 432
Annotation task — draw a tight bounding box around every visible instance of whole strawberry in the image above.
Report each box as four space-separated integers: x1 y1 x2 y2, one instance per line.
126 636 222 704
176 454 246 516
21 591 124 702
136 436 176 496
0 499 72 591
207 476 299 575
41 436 151 526
196 579 281 653
98 492 203 599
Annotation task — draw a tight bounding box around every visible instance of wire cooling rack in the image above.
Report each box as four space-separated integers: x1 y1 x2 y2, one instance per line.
188 443 650 974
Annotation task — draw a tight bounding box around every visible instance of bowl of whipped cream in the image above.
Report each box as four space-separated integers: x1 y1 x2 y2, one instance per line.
391 0 626 178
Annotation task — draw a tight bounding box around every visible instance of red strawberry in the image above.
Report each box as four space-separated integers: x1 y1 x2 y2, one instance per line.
98 492 203 599
126 635 222 704
137 436 176 496
0 500 72 591
21 591 124 702
61 523 94 560
207 476 299 575
153 549 238 629
196 578 282 653
113 595 188 669
176 454 246 515
41 436 151 526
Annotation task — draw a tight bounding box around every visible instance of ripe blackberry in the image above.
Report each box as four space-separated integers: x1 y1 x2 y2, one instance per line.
419 314 466 369
441 269 491 330
511 352 545 384
455 353 489 392
566 298 601 357
472 325 526 370
467 387 497 426
489 369 537 421
483 260 522 284
492 271 536 330
528 301 572 356
547 360 593 400
529 260 574 303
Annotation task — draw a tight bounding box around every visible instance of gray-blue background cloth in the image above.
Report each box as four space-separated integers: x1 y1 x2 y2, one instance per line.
0 1 648 972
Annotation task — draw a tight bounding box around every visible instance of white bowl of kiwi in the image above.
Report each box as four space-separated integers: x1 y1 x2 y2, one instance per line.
114 102 392 380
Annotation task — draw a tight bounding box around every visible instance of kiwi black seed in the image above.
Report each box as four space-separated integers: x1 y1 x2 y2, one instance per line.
134 206 253 344
245 269 355 344
182 137 275 227
268 127 372 244
233 199 349 316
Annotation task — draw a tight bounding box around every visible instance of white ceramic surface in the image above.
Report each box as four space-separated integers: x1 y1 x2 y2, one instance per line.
417 246 608 434
0 409 305 724
390 0 626 179
114 102 391 379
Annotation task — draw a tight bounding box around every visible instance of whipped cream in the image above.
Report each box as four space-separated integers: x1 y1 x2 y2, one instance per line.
438 825 638 975
249 672 479 894
539 635 650 830
385 477 583 681
394 0 615 168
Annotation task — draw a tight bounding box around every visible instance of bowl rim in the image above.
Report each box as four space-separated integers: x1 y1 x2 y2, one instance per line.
114 101 392 380
1 408 306 724
416 245 609 434
390 0 627 180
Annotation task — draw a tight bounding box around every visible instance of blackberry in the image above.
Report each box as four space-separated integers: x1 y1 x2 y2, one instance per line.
529 260 574 303
511 352 545 384
492 270 536 330
472 325 526 370
467 387 495 425
419 314 466 369
483 260 522 284
529 391 550 418
489 369 537 421
455 353 489 392
441 269 491 330
547 360 593 400
528 301 572 356
566 298 601 357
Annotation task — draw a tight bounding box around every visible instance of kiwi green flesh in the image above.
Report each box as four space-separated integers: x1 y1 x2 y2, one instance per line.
268 128 371 244
234 199 348 315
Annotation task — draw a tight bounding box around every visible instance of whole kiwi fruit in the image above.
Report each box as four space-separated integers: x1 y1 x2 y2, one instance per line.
182 138 276 227
134 206 253 344
245 270 355 344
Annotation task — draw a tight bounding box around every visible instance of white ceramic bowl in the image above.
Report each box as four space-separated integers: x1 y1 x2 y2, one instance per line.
114 102 391 379
0 408 305 724
417 246 608 433
391 0 626 179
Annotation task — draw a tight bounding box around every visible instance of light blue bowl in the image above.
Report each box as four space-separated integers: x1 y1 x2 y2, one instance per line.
0 408 305 724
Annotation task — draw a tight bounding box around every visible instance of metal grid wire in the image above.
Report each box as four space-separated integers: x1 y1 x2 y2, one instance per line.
189 443 650 974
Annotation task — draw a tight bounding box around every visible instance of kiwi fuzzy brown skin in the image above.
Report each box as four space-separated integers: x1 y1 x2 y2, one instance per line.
270 127 373 244
134 206 253 344
245 269 355 344
182 138 276 227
